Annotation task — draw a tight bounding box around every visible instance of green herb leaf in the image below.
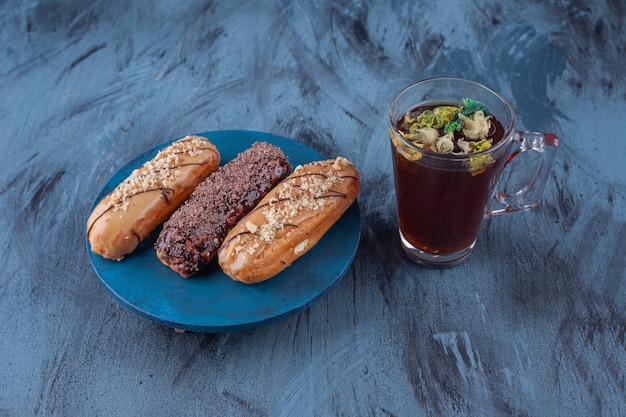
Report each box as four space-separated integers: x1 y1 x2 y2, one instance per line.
459 98 489 117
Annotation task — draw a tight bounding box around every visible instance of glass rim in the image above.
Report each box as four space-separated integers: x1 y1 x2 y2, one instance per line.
388 77 516 162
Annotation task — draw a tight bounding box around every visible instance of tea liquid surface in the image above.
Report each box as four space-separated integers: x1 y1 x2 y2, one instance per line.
393 102 508 254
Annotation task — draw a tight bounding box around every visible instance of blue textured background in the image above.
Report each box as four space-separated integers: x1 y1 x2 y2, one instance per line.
1 1 625 416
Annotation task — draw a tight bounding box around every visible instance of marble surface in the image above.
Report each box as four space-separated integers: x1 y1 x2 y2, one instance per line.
1 0 625 416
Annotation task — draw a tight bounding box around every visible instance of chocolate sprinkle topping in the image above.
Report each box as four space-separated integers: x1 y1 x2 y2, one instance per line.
156 141 291 277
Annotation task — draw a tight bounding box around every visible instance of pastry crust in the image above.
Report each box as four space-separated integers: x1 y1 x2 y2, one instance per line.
218 156 360 284
87 135 220 260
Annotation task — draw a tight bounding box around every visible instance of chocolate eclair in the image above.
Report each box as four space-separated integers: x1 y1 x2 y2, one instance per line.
155 141 291 277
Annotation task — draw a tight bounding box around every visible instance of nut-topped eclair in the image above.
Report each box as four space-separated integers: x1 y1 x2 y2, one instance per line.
87 135 221 260
218 156 360 284
155 142 291 278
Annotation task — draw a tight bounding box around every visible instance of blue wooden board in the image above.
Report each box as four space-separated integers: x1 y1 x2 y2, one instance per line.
87 130 361 332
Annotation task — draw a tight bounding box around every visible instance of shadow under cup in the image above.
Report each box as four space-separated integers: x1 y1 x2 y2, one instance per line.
388 78 516 266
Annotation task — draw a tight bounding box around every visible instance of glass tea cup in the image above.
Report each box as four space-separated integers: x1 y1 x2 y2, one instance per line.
388 77 559 266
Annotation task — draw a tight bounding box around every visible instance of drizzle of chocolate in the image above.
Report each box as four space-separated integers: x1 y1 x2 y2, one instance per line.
219 223 300 251
168 145 219 160
317 191 348 199
245 171 358 215
87 187 175 236
159 187 175 204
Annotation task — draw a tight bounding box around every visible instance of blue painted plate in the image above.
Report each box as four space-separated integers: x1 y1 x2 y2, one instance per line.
87 130 361 332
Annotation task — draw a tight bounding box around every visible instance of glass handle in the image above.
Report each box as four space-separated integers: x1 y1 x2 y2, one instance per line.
487 131 560 216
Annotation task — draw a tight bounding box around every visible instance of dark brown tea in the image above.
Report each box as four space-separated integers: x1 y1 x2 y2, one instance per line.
391 101 509 256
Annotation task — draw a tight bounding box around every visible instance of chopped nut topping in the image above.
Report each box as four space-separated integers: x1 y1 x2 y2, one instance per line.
231 157 354 254
105 136 211 212
245 221 258 233
261 160 344 240
294 239 309 254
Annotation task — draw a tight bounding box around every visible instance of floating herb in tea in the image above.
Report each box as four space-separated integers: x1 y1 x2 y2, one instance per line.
394 98 505 174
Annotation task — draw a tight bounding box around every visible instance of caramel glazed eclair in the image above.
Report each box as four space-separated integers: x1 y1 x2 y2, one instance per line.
218 156 360 284
87 135 221 260
155 141 292 278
